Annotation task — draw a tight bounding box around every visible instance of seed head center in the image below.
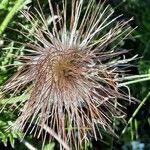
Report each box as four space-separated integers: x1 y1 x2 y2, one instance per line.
52 53 81 83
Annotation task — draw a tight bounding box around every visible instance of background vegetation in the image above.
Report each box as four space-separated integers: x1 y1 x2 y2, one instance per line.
0 0 150 149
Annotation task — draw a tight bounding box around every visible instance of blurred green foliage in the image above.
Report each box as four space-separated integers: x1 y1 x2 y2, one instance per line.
0 0 150 149
0 108 20 148
109 0 150 150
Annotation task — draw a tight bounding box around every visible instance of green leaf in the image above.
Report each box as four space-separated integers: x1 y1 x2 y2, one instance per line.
0 0 9 9
43 143 55 150
0 94 30 105
9 133 15 148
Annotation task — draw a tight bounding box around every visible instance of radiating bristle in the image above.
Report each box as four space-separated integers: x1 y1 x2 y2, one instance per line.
2 0 135 149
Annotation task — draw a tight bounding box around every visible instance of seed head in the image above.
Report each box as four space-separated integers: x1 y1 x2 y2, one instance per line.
2 0 135 149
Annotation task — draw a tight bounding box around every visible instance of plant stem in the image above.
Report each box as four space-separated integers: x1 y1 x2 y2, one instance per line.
0 0 24 35
121 92 150 135
122 74 150 80
42 124 70 150
22 139 37 150
118 77 150 86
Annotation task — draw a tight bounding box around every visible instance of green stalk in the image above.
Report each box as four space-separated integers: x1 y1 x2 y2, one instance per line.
0 0 24 35
122 92 150 135
21 139 37 150
122 74 150 80
119 77 150 86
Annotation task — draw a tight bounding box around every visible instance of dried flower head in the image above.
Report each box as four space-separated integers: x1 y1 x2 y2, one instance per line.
2 0 136 149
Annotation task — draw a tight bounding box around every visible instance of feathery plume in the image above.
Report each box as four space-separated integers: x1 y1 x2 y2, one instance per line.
2 0 136 149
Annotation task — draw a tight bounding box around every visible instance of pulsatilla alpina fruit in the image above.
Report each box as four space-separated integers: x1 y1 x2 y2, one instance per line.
2 0 135 149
